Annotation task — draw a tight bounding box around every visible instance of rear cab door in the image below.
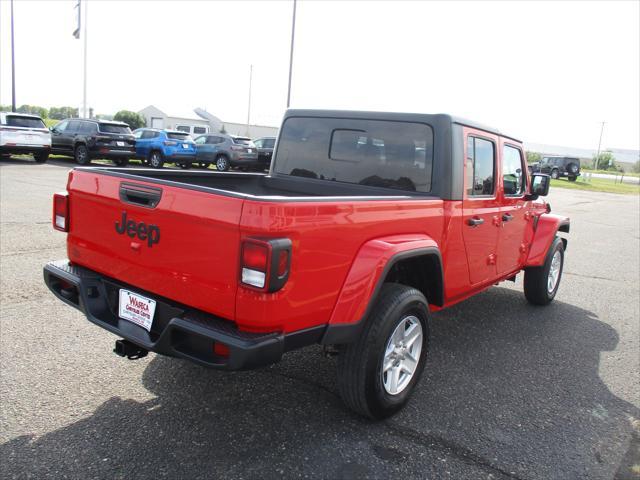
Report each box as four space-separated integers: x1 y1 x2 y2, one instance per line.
461 128 501 285
497 139 531 276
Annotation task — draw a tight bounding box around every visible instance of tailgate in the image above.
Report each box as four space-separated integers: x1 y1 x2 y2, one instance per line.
66 169 243 320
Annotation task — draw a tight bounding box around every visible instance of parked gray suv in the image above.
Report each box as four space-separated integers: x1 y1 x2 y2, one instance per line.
193 133 258 171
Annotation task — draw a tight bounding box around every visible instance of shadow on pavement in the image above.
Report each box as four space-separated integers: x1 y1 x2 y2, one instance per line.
1 288 638 479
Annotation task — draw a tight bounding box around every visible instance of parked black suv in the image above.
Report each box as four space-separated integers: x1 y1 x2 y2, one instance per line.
50 119 135 166
253 136 276 170
529 156 580 181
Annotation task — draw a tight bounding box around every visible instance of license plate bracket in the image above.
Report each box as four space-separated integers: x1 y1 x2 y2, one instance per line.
118 289 156 332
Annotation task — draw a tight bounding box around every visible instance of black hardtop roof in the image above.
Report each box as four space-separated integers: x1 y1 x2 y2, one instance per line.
284 109 522 143
1 111 43 119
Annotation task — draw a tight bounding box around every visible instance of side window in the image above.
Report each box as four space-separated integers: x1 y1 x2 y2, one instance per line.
193 126 207 135
210 136 223 144
254 139 263 148
133 130 143 139
194 136 207 144
141 130 156 139
79 122 95 134
503 145 525 196
55 120 69 132
264 138 275 148
466 136 495 196
176 125 190 133
67 120 81 133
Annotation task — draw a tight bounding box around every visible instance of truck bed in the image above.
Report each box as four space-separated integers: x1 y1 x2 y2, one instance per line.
88 167 432 199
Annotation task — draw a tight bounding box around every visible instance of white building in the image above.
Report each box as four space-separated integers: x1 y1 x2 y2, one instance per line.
138 105 279 139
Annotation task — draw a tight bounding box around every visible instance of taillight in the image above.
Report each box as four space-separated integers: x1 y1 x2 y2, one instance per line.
231 145 244 151
53 192 69 232
240 238 292 292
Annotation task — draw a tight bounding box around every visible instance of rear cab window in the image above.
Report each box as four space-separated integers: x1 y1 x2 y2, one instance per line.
232 137 253 145
4 115 45 129
274 117 433 193
99 123 131 134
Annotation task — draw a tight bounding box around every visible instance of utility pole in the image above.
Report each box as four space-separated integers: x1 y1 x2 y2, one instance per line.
246 64 253 137
286 0 297 109
10 0 16 111
82 0 88 118
594 121 605 170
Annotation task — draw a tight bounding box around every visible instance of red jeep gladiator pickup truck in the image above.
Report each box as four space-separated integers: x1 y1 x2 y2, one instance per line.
44 110 569 419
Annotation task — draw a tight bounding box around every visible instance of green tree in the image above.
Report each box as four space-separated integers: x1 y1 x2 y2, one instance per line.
632 160 640 174
17 104 48 118
526 151 542 164
113 110 146 130
49 106 79 120
593 151 616 171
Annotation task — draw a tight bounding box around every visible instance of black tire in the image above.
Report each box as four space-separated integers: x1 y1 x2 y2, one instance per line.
550 169 559 179
148 151 164 169
215 155 230 172
567 175 577 182
74 144 90 165
113 158 129 167
337 283 430 419
34 151 49 163
524 237 565 306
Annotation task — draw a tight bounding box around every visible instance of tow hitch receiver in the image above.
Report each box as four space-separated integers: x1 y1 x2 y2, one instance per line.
114 339 148 360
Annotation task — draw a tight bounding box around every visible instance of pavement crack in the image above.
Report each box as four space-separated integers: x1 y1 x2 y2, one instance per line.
564 271 618 282
383 423 526 480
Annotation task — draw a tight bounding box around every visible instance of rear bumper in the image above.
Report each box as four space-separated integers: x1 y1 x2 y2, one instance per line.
1 145 50 154
165 153 197 162
89 148 134 160
230 155 261 166
43 260 323 370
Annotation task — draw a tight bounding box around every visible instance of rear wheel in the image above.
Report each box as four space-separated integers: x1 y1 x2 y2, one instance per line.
566 162 579 175
567 175 577 182
148 151 164 168
74 144 90 165
337 283 429 419
34 151 49 163
524 237 564 305
215 155 230 172
113 158 129 167
550 169 559 179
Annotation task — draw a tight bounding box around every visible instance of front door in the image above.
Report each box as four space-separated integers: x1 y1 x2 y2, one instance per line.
462 130 501 285
497 142 530 276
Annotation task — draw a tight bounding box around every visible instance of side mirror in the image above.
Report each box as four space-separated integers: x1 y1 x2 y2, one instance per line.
527 173 550 200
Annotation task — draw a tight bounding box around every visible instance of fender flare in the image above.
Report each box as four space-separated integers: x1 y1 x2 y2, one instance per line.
321 234 443 345
526 214 570 267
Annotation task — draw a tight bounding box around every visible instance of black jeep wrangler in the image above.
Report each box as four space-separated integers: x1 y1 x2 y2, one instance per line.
529 156 580 181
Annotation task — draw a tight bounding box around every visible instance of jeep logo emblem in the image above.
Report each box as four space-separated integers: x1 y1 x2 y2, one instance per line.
115 211 160 247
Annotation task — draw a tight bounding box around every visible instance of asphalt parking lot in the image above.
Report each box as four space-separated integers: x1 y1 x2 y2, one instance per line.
1 157 638 480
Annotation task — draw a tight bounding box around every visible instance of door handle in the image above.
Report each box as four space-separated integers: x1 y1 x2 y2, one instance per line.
502 213 514 222
467 217 484 227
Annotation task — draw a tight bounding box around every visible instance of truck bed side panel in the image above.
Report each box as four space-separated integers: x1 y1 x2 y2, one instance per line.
236 199 445 333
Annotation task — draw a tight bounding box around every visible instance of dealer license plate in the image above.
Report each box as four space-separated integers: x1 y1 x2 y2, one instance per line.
181 144 189 149
118 289 156 332
116 141 125 147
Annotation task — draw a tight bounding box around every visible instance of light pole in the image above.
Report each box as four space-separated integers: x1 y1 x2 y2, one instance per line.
82 0 88 118
286 0 297 108
594 121 605 170
10 0 16 111
246 64 253 136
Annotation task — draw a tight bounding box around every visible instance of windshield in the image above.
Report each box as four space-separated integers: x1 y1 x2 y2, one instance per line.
274 117 433 193
99 123 132 134
5 115 45 129
167 132 192 141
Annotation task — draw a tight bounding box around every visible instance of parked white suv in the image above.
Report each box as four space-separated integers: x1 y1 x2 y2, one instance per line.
0 112 51 162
